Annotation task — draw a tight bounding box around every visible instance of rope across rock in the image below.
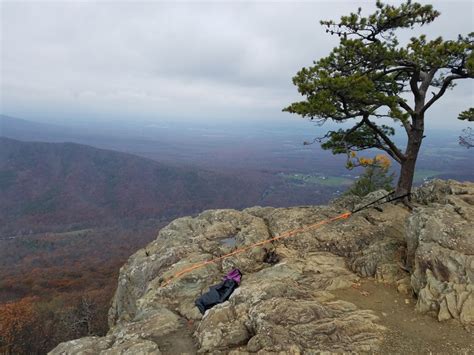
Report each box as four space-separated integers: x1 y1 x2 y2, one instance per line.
161 191 409 287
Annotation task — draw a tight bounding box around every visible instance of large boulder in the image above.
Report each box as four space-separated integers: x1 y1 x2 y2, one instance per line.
52 199 406 354
50 180 474 354
408 180 474 325
194 250 384 353
108 209 272 326
245 197 409 280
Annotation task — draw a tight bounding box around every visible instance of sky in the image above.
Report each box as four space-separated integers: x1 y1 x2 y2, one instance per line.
1 0 473 129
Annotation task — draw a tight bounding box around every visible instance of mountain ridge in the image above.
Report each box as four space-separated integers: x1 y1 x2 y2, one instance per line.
0 137 266 236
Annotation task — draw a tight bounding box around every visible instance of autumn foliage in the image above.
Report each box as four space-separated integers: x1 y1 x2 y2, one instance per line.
0 297 40 354
346 154 394 197
0 287 113 354
348 152 392 170
0 226 160 354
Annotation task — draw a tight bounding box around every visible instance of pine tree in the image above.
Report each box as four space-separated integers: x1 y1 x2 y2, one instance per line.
284 0 473 197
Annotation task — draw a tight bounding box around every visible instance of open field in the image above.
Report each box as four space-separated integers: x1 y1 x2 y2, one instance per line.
279 172 354 187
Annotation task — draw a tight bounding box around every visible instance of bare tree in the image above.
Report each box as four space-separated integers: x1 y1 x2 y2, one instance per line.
460 127 474 148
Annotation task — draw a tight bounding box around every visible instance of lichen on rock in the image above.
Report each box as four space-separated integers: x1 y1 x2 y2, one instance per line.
408 180 474 326
49 180 474 354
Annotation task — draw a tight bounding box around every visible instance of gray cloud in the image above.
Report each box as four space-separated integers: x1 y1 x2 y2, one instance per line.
1 0 473 127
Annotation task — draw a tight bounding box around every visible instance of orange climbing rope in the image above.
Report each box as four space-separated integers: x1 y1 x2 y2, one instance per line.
160 211 352 287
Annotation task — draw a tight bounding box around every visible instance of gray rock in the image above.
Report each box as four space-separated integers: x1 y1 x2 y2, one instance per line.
50 337 114 355
100 340 161 355
408 180 474 325
412 179 474 205
109 209 272 326
49 180 474 354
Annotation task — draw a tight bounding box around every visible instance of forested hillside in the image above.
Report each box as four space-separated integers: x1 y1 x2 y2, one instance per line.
0 137 265 235
0 138 267 353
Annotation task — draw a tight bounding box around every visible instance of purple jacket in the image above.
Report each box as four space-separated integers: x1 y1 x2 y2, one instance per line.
223 268 242 284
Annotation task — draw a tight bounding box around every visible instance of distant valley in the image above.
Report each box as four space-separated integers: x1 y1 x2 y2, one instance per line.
0 137 265 236
0 114 472 353
0 134 340 312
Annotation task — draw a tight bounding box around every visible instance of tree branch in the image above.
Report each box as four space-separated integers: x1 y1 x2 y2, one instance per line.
421 74 462 114
396 99 414 134
398 99 414 115
363 116 406 161
375 136 402 164
400 119 412 135
410 68 421 99
382 66 413 76
345 119 366 136
419 67 438 95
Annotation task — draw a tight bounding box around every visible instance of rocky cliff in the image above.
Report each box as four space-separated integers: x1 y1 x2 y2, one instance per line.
50 180 473 354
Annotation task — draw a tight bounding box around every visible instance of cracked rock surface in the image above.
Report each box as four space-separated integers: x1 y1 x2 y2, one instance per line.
408 180 474 325
50 180 473 354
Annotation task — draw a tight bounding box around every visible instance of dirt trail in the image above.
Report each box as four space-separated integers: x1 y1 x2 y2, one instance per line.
333 279 474 354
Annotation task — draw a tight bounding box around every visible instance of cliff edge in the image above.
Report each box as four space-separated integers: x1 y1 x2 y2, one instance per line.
50 179 474 354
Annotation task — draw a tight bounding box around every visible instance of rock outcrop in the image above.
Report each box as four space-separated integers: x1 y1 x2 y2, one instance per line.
408 180 474 325
50 180 474 354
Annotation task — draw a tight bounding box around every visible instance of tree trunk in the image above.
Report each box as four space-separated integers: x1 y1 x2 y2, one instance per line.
395 120 424 198
396 152 418 197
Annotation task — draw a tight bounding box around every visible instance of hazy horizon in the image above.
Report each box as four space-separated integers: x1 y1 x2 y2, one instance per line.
1 0 473 131
1 2 474 353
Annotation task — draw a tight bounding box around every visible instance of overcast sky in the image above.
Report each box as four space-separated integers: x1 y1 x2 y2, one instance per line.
1 0 473 128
